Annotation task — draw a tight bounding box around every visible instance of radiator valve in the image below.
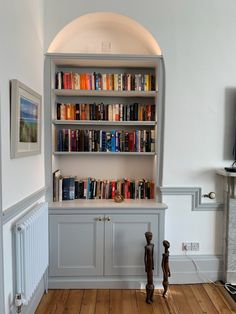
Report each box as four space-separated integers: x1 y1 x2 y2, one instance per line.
15 294 23 313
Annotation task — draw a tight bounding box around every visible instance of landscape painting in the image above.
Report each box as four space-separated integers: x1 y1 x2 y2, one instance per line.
11 79 41 158
19 96 38 143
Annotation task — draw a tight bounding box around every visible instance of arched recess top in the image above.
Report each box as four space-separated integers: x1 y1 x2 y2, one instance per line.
48 12 162 55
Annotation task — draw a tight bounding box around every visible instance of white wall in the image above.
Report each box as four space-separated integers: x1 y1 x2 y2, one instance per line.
43 0 236 256
47 12 161 54
0 1 44 312
0 0 45 210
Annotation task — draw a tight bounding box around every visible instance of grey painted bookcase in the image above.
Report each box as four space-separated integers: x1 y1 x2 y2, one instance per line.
44 53 167 288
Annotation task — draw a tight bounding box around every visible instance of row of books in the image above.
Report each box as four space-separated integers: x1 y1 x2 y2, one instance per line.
56 102 156 121
56 129 155 153
53 171 155 201
55 71 156 91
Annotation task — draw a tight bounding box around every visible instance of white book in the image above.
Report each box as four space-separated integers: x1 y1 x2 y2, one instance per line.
108 105 113 121
102 74 107 90
114 73 118 91
119 104 123 121
59 178 63 202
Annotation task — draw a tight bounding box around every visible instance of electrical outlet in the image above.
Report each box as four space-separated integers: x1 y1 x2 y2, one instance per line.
182 242 191 251
191 242 199 251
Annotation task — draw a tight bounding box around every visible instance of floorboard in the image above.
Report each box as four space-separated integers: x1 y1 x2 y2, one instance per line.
190 284 218 313
136 289 154 314
64 290 84 314
169 285 194 314
203 283 233 314
109 290 123 314
95 290 109 314
35 284 236 314
80 290 97 314
47 290 70 314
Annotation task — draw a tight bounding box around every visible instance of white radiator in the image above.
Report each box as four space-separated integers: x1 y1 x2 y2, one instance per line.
15 202 48 305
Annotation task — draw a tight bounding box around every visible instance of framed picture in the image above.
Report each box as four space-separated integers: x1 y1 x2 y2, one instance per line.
10 79 41 158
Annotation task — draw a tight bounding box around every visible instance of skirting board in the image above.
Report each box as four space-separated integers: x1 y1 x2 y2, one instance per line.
48 277 163 289
48 255 223 288
169 254 223 284
10 276 45 314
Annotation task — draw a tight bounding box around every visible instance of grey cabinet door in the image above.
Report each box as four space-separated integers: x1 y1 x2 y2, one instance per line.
104 214 159 276
49 214 104 276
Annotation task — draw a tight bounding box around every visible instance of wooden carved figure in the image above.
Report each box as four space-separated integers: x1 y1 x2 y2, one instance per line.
162 240 171 298
144 231 154 304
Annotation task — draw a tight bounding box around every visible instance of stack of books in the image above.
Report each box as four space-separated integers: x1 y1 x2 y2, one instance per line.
55 71 156 91
56 129 155 153
53 171 155 202
56 102 155 121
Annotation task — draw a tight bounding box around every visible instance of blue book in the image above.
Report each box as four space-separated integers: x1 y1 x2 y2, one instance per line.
135 130 139 152
87 177 91 199
62 177 70 200
58 130 63 151
69 177 75 200
106 132 112 152
115 131 120 152
111 130 116 152
101 131 107 152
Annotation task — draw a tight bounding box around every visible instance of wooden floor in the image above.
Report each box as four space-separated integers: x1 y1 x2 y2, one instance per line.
35 284 236 314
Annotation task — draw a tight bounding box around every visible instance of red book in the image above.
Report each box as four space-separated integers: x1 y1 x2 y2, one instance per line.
63 72 72 89
146 104 152 121
127 180 131 199
111 181 116 199
150 181 155 199
128 132 135 152
70 130 77 151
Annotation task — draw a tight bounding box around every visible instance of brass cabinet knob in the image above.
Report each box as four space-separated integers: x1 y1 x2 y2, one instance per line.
105 216 112 222
96 216 103 221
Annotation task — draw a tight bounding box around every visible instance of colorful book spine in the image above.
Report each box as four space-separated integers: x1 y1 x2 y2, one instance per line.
55 71 156 91
56 102 156 121
56 129 155 153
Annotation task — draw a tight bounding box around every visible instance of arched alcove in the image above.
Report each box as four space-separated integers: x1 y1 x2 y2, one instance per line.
48 12 161 55
45 11 167 290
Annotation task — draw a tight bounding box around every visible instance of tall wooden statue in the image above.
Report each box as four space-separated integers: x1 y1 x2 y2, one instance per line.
144 231 154 304
162 240 170 298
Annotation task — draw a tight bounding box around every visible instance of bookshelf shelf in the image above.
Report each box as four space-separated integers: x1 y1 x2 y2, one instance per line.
45 53 165 203
53 151 156 156
49 199 167 210
52 120 157 126
53 89 157 98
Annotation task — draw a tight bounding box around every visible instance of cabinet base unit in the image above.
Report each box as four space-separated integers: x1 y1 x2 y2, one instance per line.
49 206 166 288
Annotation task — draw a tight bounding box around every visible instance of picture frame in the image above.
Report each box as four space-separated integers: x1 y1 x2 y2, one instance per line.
10 79 41 158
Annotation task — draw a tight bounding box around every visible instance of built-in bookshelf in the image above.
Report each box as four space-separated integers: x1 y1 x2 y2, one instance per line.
45 54 165 207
